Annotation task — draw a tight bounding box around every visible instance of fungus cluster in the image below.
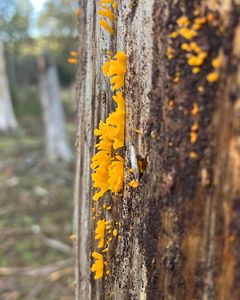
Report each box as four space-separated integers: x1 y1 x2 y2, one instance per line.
68 51 78 65
167 10 222 158
90 46 126 278
91 77 126 201
168 12 221 82
98 0 117 35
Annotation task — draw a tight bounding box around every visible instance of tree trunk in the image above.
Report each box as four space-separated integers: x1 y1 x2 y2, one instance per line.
0 41 18 133
74 1 240 299
38 50 73 163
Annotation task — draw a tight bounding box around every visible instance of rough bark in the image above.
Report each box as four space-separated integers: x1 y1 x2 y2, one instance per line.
0 41 18 133
74 0 240 299
38 50 73 162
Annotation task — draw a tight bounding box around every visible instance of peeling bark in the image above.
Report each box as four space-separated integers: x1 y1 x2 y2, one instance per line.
74 0 240 299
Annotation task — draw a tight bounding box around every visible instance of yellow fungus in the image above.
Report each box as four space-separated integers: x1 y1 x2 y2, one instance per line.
106 206 112 210
129 180 139 188
192 103 199 116
95 220 105 248
106 270 110 275
168 100 174 109
75 8 80 17
195 17 206 25
189 151 198 159
113 229 118 237
192 23 201 31
103 248 109 252
181 43 191 52
91 252 104 280
91 92 125 200
188 52 207 67
207 72 219 82
190 132 198 144
189 42 201 53
99 0 113 5
102 52 127 90
98 6 115 22
212 58 221 68
112 2 117 9
173 72 180 83
70 51 78 57
191 122 199 132
99 19 114 35
207 13 215 23
177 16 190 27
129 168 134 173
170 31 178 38
192 67 200 74
179 28 197 40
167 46 174 59
69 234 77 241
108 155 124 194
68 58 78 64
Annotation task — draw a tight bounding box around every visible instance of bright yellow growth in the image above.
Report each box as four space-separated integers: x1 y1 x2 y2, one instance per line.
188 52 207 67
192 103 199 116
167 46 174 59
190 132 198 144
98 6 115 22
129 180 139 188
170 31 178 38
179 28 197 40
207 72 219 82
99 0 114 4
91 252 104 280
212 58 221 68
113 229 118 237
192 67 200 74
95 220 106 248
102 52 127 91
177 16 190 27
91 92 125 201
70 51 78 57
108 155 124 194
68 58 78 64
190 151 198 159
99 19 114 35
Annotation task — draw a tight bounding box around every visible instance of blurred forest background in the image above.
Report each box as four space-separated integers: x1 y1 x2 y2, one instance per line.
0 0 78 299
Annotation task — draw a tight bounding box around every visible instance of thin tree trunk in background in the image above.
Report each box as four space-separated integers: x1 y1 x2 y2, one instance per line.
38 50 73 163
0 41 18 133
74 0 240 299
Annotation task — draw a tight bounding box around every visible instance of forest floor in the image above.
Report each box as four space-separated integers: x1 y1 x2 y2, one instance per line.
0 93 76 300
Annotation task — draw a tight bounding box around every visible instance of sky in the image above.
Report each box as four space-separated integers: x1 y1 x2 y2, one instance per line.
30 0 46 12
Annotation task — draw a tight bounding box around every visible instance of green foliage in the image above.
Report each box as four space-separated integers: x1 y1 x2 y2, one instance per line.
37 0 78 37
0 0 33 41
13 85 42 117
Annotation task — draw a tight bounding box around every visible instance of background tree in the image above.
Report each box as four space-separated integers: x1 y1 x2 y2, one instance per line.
0 41 18 132
0 0 31 132
38 49 73 162
74 1 240 299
